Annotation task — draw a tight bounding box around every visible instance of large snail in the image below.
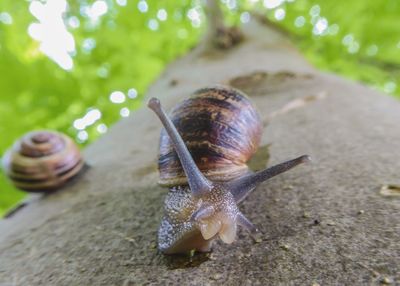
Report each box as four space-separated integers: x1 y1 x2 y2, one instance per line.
148 86 310 254
2 130 85 192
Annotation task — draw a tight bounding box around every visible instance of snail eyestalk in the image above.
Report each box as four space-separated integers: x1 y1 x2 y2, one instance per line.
237 212 261 242
190 205 215 222
227 155 311 203
148 98 212 197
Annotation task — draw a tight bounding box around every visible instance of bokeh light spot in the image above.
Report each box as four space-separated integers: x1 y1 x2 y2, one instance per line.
274 8 285 21
187 7 202 27
97 123 108 134
294 16 305 27
309 5 320 17
328 24 339 35
116 0 127 6
138 0 149 13
225 0 237 10
97 65 109 78
77 130 89 142
148 19 159 31
128 88 138 99
82 38 96 53
313 17 328 35
28 0 75 70
110 91 126 103
263 0 284 9
73 109 102 130
0 12 13 25
120 107 130 117
67 16 80 29
366 45 378 56
384 82 397 94
342 34 354 46
240 12 250 23
88 0 108 21
157 9 168 21
348 41 360 54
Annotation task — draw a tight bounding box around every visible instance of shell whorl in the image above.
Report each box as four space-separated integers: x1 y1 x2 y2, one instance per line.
158 86 262 187
2 130 85 192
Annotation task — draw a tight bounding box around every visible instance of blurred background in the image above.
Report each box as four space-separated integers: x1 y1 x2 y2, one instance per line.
0 0 399 216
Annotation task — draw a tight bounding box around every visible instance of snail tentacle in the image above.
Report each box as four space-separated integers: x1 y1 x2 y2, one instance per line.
148 98 212 197
190 205 215 222
237 212 261 241
226 155 311 203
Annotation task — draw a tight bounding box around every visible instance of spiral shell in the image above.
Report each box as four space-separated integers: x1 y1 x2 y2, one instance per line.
158 86 262 187
2 130 85 192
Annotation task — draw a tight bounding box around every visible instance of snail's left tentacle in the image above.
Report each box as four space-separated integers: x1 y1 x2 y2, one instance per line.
148 98 212 197
190 205 215 222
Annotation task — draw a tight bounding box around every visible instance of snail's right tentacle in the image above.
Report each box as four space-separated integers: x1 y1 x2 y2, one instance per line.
227 155 311 203
237 212 261 242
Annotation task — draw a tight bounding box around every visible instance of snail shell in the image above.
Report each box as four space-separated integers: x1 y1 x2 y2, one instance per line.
158 86 262 186
2 130 85 192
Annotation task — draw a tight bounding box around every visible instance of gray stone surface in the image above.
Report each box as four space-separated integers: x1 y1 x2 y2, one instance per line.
0 20 399 285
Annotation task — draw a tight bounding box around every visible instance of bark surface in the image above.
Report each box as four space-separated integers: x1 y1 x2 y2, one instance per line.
0 20 399 285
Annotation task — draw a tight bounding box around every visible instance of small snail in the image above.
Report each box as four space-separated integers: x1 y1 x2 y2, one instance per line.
2 130 85 192
148 86 310 254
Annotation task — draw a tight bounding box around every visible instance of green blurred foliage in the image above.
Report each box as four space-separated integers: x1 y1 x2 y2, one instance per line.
0 0 399 216
264 0 400 93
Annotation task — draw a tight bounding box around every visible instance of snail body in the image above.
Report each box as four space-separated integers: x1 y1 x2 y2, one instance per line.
2 130 85 192
148 86 310 254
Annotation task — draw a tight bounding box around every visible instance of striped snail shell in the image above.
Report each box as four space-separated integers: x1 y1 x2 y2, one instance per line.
2 130 85 192
158 86 263 187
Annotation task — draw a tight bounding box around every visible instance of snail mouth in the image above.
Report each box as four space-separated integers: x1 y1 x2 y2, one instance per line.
189 186 239 244
199 219 221 240
198 217 237 244
219 221 237 244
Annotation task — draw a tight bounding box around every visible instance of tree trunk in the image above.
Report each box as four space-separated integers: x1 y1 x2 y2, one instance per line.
0 18 399 286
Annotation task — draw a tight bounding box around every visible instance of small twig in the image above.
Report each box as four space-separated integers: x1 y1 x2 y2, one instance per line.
263 91 328 125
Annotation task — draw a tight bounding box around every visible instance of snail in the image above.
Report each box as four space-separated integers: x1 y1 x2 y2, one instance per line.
148 86 310 254
2 130 85 192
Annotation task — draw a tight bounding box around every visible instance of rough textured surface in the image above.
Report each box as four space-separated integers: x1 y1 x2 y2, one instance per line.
1 20 399 285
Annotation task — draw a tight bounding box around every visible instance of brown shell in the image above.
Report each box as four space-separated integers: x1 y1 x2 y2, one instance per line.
158 86 262 187
2 130 85 192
